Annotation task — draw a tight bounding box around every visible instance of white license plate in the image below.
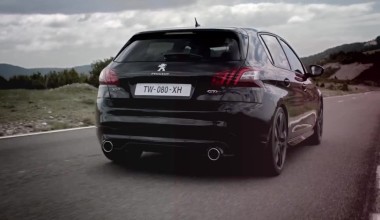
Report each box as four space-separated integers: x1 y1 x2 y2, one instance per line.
135 83 191 97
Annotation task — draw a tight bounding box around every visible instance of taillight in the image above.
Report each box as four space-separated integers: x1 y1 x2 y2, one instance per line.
211 67 262 88
99 68 119 85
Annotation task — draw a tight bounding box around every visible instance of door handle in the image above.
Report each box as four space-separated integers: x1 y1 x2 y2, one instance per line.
284 78 290 87
302 83 307 91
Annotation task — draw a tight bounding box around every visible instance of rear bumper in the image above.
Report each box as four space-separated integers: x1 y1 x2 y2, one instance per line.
96 98 272 155
97 132 229 155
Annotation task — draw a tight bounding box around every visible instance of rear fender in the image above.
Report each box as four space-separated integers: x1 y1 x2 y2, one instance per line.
260 90 288 147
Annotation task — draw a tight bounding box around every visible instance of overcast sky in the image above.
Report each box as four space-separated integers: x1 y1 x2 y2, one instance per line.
0 0 379 68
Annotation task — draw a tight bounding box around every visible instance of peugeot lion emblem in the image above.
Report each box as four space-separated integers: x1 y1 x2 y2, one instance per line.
157 63 167 72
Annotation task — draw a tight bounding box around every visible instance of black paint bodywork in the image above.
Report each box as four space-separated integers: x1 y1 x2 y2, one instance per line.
96 27 323 156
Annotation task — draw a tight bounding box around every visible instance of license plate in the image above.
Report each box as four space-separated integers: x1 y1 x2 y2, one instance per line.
135 83 191 97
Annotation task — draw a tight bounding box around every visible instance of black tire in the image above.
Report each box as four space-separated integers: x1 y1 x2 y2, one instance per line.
103 148 142 164
308 108 323 145
262 107 288 176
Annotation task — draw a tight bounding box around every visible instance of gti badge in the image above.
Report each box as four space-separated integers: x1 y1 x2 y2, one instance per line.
157 63 167 72
207 90 219 94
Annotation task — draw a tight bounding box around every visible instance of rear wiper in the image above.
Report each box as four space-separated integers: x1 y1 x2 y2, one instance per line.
163 53 203 61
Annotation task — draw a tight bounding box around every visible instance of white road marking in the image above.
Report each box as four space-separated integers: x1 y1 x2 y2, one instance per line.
0 126 95 140
369 166 380 219
338 100 344 103
371 214 380 220
377 165 380 189
324 92 370 99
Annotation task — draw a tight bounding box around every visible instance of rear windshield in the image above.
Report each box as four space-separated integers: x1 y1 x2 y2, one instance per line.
114 32 241 62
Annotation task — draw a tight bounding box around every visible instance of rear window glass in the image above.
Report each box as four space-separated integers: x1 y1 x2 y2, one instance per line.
115 32 241 62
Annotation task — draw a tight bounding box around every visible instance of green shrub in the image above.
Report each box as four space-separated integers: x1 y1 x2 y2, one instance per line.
50 122 70 130
82 117 94 126
327 84 336 90
339 83 349 91
81 98 95 105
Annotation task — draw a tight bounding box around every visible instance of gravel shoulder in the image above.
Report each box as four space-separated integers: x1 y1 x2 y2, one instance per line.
319 84 380 97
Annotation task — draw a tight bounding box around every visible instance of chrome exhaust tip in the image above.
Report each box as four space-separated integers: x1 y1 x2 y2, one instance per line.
207 147 223 161
102 141 113 153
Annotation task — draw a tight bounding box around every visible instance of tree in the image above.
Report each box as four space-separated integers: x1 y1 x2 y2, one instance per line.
45 71 59 88
30 72 45 89
8 75 32 89
89 57 113 87
0 75 8 89
79 73 89 84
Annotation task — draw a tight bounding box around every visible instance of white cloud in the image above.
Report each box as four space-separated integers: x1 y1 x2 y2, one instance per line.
288 15 313 24
0 1 379 67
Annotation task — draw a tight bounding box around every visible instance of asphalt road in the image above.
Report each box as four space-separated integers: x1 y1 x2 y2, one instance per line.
1 92 380 220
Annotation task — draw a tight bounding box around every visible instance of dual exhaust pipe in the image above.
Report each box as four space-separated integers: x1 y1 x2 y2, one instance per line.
103 140 223 161
207 147 223 161
102 141 113 153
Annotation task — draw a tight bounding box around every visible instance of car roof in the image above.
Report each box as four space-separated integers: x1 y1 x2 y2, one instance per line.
134 27 260 36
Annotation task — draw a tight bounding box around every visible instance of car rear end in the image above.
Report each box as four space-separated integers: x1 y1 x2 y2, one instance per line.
96 28 271 159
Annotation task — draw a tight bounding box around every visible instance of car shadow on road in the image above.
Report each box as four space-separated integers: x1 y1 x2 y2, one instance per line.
102 152 254 179
91 139 318 179
93 142 319 180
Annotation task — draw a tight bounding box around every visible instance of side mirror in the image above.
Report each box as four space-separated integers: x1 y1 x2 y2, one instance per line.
308 65 324 77
295 65 324 82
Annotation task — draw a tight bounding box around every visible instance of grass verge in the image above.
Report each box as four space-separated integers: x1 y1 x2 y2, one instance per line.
0 83 97 136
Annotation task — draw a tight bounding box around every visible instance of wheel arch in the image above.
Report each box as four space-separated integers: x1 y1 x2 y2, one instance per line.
264 101 289 147
275 97 289 131
279 104 289 130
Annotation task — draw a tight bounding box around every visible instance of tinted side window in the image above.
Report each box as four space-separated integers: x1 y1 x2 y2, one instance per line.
245 31 271 64
280 40 305 74
261 35 290 70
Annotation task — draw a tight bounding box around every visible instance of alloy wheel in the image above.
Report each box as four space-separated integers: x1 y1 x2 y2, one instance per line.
273 110 287 170
317 110 323 137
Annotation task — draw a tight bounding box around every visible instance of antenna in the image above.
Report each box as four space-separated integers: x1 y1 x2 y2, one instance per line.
194 17 200 28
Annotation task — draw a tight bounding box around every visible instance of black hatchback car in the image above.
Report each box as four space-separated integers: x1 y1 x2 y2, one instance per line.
96 27 324 175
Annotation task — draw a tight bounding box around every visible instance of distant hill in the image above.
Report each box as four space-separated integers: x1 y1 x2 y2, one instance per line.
301 36 380 85
0 63 92 80
301 36 380 67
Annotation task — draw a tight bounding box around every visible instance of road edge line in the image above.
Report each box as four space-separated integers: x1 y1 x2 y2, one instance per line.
324 91 372 99
370 166 380 219
369 118 380 219
371 214 380 220
0 126 95 140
